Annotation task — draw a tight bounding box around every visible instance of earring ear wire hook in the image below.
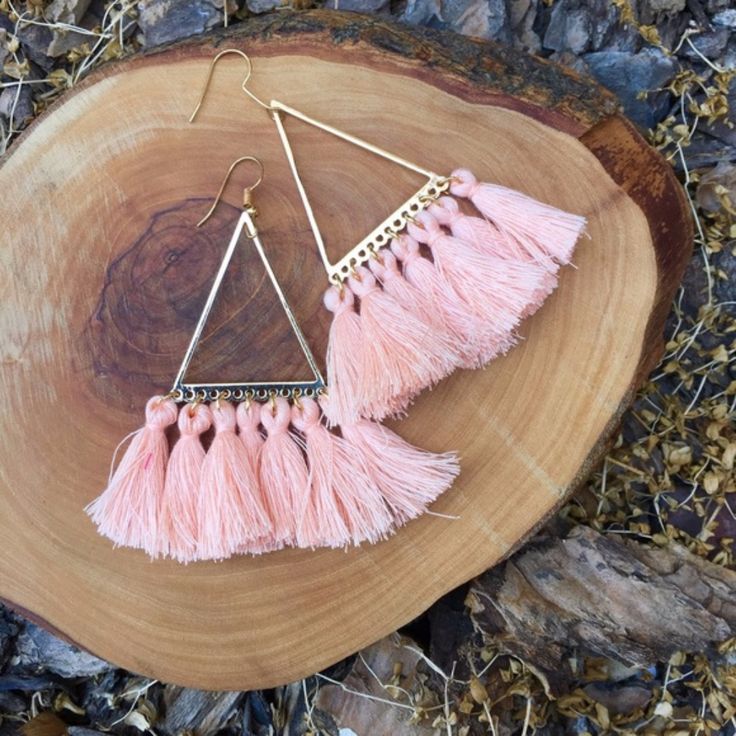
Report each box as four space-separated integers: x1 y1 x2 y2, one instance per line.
197 155 264 228
189 48 273 123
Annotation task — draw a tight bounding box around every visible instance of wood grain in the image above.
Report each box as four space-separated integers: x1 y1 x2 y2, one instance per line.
0 11 692 690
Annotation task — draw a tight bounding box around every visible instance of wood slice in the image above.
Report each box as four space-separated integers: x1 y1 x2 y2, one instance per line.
0 10 692 690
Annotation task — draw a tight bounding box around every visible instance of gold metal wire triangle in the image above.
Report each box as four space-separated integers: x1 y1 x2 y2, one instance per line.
172 209 325 402
270 101 450 284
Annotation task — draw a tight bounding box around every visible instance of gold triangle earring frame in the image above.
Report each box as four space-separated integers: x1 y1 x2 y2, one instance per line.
172 155 325 403
188 49 586 429
189 49 453 285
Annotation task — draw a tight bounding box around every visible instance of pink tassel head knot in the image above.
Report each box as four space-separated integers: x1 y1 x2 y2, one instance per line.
235 400 261 433
178 401 213 435
347 267 378 298
367 249 402 283
260 396 292 433
210 400 237 432
406 211 443 245
428 195 463 227
448 168 480 199
389 234 421 263
323 283 354 314
145 395 179 428
290 396 321 433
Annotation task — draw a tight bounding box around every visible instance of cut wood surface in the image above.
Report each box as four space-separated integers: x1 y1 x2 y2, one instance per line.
0 10 692 690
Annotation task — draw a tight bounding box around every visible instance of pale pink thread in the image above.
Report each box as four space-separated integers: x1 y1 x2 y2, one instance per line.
197 401 271 561
159 402 213 563
85 395 178 555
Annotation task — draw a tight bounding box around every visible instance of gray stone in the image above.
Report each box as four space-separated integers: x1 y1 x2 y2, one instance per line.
323 0 389 12
508 0 540 52
544 0 592 53
14 623 112 678
705 0 731 14
642 0 686 14
46 0 92 24
681 28 731 59
713 9 736 29
542 0 641 54
246 0 283 13
0 30 8 76
160 687 244 736
17 23 54 70
138 0 224 48
441 0 512 42
583 48 678 128
401 0 442 26
0 84 34 127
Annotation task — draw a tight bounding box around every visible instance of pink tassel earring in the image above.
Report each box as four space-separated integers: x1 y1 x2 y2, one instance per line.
159 401 212 563
259 397 309 548
86 396 178 554
292 397 394 548
197 401 271 561
323 285 364 426
347 266 456 421
449 169 585 268
340 419 460 524
87 155 460 562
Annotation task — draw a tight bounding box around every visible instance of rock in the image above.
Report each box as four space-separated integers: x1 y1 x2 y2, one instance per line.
681 28 731 59
696 161 736 213
508 0 540 52
0 84 35 128
160 687 244 735
323 0 389 11
441 0 512 42
0 607 19 663
713 9 736 28
642 0 686 14
401 0 443 27
543 0 592 53
46 0 92 24
542 0 641 54
583 48 678 128
246 0 283 13
138 0 225 48
13 623 111 678
315 634 439 736
16 23 54 70
67 729 107 736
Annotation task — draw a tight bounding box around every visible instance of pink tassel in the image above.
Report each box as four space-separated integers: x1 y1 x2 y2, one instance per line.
348 266 455 421
159 402 212 563
368 249 463 368
407 212 547 364
292 398 394 548
449 168 586 267
430 195 559 316
340 419 459 524
390 234 482 360
259 397 309 547
197 401 271 561
236 400 264 477
323 285 364 426
234 401 279 556
86 396 178 554
290 399 350 548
